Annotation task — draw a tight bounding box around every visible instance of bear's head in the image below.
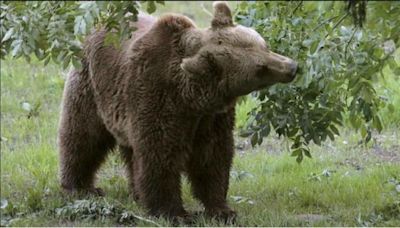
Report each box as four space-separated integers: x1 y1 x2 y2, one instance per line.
179 1 298 111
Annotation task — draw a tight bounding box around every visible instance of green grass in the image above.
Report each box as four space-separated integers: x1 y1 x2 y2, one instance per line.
1 56 400 227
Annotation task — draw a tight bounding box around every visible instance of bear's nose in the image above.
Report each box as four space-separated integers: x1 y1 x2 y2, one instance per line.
290 62 298 78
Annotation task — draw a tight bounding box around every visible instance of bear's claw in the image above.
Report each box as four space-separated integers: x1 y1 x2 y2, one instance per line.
206 207 237 224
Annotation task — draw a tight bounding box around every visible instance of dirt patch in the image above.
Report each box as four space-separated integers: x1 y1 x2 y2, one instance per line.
235 131 400 163
234 134 287 156
371 144 400 163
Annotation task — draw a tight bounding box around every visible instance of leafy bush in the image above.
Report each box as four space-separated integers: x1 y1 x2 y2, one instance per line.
54 199 161 226
376 50 400 127
0 1 163 68
235 1 400 162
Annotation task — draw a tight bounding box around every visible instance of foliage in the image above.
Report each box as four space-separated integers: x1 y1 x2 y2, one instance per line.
0 1 163 69
54 199 161 226
235 1 400 162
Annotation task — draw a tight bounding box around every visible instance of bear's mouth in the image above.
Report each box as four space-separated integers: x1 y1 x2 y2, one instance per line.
256 82 272 90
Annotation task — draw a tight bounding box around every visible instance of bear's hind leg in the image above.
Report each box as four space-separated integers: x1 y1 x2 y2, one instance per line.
119 146 139 200
58 69 115 195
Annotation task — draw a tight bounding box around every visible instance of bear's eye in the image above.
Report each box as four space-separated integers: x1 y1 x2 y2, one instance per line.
218 40 222 45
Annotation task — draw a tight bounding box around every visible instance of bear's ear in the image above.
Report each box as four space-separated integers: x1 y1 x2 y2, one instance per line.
180 51 217 76
156 14 195 34
211 1 233 28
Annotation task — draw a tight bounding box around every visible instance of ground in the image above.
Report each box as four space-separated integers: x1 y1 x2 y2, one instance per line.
1 57 399 227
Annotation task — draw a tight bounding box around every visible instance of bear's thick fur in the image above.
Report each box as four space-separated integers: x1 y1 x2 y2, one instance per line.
58 1 297 220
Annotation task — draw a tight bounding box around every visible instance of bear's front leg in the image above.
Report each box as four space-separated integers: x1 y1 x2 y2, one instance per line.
188 111 236 222
131 125 189 219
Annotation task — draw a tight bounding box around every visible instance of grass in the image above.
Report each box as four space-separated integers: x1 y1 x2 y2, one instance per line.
1 56 400 227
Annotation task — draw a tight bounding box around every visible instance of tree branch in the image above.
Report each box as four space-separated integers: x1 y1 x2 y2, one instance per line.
312 15 340 32
201 3 213 17
325 12 350 39
291 1 303 16
345 28 357 59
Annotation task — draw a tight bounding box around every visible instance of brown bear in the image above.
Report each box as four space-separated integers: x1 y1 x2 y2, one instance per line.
58 1 297 221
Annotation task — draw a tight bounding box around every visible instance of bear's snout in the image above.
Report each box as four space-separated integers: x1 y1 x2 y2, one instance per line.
285 61 298 82
289 61 298 79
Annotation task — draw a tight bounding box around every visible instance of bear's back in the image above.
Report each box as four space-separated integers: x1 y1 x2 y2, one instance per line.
81 13 196 146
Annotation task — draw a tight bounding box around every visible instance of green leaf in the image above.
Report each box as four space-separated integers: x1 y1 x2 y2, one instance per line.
327 130 335 141
373 48 384 59
62 54 71 70
43 56 51 66
313 134 321 146
392 67 400 75
350 115 361 130
239 129 253 137
296 153 303 163
104 32 119 48
372 116 383 133
1 28 14 42
11 39 22 57
1 199 8 209
365 130 372 143
287 127 298 137
71 56 82 69
291 149 301 157
329 125 340 135
387 57 398 70
250 132 259 147
360 124 367 139
291 140 301 149
310 39 319 53
57 51 67 63
260 124 271 137
302 39 313 48
146 1 157 14
74 15 86 35
257 133 263 145
303 148 312 158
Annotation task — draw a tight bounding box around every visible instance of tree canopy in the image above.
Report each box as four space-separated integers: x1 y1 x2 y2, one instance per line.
0 1 163 68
